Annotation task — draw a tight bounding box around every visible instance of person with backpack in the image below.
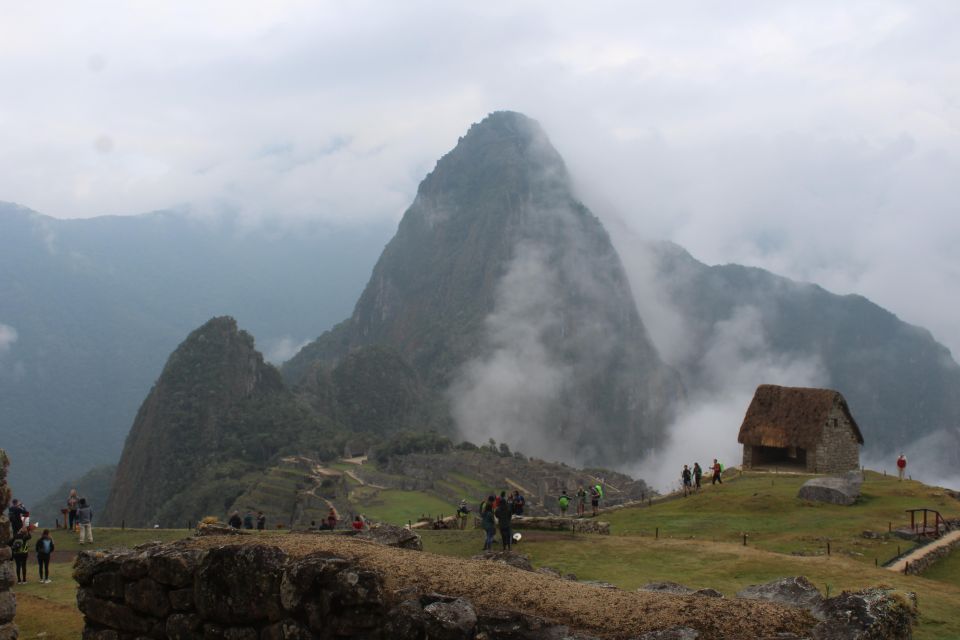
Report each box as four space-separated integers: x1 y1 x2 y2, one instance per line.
456 500 470 530
590 485 600 517
480 495 496 551
243 511 254 530
513 491 525 516
494 495 513 551
693 463 703 491
558 490 570 517
67 489 79 531
11 530 30 584
77 497 94 544
711 459 723 485
35 529 55 583
681 465 693 497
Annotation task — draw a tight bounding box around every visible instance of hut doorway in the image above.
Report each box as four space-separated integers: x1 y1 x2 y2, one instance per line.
750 445 807 469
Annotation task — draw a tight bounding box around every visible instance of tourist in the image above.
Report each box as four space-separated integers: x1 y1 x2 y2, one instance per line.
8 499 27 536
590 485 600 517
711 459 723 485
456 499 470 530
513 490 525 516
228 511 242 529
558 490 570 517
693 463 703 491
681 465 692 497
243 511 254 530
481 495 496 551
256 511 266 530
11 529 30 584
326 507 338 530
576 485 587 517
495 495 513 551
897 454 907 481
77 498 94 544
352 515 365 531
35 529 55 583
67 489 79 531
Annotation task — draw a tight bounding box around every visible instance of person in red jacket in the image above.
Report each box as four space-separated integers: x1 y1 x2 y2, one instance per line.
897 454 907 481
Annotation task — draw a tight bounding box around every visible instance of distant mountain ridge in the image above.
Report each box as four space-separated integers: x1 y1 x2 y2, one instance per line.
0 203 390 504
647 241 960 453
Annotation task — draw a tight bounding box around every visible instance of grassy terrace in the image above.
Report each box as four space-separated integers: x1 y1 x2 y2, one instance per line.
11 472 960 639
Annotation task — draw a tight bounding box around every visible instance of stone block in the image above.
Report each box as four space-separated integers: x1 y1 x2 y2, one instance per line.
91 572 126 601
170 587 195 611
77 588 152 634
423 598 478 640
0 562 15 590
0 622 17 640
195 545 287 624
125 577 170 618
797 474 861 506
259 619 314 640
166 613 202 640
0 592 15 625
0 547 10 562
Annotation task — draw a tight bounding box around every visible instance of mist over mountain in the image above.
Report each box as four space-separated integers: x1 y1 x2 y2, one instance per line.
0 202 390 504
284 111 683 465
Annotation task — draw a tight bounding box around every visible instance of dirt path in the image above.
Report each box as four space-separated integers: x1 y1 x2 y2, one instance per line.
887 530 960 573
187 534 814 639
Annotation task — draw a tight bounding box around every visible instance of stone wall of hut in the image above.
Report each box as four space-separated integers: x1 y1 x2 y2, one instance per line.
812 406 861 473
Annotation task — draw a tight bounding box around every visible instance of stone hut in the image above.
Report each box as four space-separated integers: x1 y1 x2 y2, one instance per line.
737 385 863 473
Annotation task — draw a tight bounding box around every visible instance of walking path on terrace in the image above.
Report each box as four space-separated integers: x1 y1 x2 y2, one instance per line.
887 530 960 573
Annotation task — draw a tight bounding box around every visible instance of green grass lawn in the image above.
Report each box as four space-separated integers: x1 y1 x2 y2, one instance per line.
603 471 959 565
356 489 457 525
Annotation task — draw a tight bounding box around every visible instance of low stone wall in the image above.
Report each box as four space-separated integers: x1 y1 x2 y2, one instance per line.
0 450 16 640
511 516 610 535
903 534 960 576
74 540 605 639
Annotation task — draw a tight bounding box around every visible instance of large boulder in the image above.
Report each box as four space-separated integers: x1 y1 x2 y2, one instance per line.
423 598 478 640
798 472 862 506
737 576 824 610
812 588 917 639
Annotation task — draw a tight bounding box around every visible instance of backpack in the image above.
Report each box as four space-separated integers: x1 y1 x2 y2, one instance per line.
11 538 26 555
39 538 53 554
558 495 570 509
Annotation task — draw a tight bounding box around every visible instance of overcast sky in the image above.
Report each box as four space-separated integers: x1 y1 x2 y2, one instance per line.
3 1 959 355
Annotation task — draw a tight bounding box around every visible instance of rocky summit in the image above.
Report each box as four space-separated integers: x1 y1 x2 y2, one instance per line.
285 111 682 465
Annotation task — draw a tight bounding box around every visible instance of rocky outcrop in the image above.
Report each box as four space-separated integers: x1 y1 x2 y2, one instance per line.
0 450 17 640
350 523 423 550
75 538 914 640
470 550 535 571
797 472 863 506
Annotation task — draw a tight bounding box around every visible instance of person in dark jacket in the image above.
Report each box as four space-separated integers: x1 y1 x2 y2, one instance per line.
77 498 94 544
11 530 30 584
8 499 27 535
242 511 254 530
35 529 55 583
256 512 266 530
228 511 242 529
494 497 513 551
480 495 496 551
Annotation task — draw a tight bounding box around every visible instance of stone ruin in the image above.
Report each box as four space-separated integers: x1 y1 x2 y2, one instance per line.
0 449 16 640
74 533 919 639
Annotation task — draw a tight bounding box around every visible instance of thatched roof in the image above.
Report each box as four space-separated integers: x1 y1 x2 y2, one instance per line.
737 384 863 449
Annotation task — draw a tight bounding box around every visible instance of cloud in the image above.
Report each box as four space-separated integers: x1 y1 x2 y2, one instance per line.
449 242 572 460
0 324 17 354
261 335 311 365
631 306 828 492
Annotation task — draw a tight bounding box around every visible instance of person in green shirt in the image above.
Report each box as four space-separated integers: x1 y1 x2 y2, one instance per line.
558 490 570 517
